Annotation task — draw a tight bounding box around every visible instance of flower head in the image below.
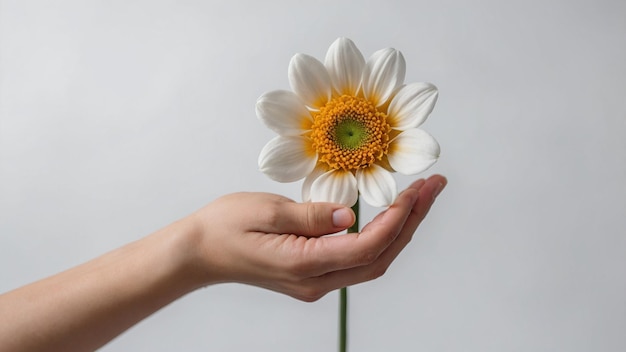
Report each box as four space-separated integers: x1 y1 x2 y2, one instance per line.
257 38 440 207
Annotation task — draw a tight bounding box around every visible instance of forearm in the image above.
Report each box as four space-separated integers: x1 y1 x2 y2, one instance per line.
0 217 203 352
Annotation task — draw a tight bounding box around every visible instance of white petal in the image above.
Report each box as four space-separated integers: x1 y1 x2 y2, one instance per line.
310 169 358 206
356 164 397 207
258 136 317 182
301 164 327 202
387 129 440 175
324 37 365 96
362 48 406 107
256 90 312 136
288 53 332 109
387 83 439 130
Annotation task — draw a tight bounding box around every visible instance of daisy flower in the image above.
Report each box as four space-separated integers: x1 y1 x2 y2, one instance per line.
257 37 440 207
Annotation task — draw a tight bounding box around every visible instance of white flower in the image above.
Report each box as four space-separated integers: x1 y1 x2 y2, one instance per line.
257 38 440 207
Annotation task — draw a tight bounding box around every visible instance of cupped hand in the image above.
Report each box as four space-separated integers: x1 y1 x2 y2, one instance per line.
189 174 446 301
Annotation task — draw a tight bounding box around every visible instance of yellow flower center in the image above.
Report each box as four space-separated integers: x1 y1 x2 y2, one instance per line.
310 95 390 171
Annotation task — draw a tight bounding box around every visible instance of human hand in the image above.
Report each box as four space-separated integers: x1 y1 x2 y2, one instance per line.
188 174 447 301
0 175 446 352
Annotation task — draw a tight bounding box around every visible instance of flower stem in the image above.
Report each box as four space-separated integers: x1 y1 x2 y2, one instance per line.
339 287 348 352
348 198 360 234
340 199 359 352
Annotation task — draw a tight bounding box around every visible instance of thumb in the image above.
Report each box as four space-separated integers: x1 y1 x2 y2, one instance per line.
268 202 355 237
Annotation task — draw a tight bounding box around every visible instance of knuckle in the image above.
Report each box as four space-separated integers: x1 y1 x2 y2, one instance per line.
305 203 326 233
261 202 283 229
295 286 327 302
305 203 316 233
366 265 388 282
355 250 378 266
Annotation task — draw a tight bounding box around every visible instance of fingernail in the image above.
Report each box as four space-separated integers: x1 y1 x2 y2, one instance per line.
433 182 445 199
332 208 354 227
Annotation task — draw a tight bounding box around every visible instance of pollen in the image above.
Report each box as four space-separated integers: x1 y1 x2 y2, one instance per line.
310 95 390 171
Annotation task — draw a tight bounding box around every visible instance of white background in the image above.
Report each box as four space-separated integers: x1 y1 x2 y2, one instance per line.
1 1 625 351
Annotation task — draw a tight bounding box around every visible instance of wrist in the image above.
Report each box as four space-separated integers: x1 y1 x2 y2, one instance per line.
164 211 226 291
151 216 205 294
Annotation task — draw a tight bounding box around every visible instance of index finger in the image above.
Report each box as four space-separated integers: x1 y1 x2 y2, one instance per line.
299 175 447 293
298 180 425 276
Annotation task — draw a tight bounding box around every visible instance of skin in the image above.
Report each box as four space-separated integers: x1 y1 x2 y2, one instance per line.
0 174 447 351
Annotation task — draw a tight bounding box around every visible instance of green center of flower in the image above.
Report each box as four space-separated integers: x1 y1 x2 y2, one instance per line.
310 95 390 171
334 119 368 150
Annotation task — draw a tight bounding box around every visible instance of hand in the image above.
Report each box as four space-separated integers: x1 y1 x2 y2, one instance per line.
189 174 447 301
0 175 446 351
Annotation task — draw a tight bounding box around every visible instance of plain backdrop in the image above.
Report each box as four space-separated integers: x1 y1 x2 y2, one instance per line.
1 1 625 351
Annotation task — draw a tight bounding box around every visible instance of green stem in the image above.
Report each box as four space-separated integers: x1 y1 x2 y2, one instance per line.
339 199 359 352
339 287 348 352
348 198 360 234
